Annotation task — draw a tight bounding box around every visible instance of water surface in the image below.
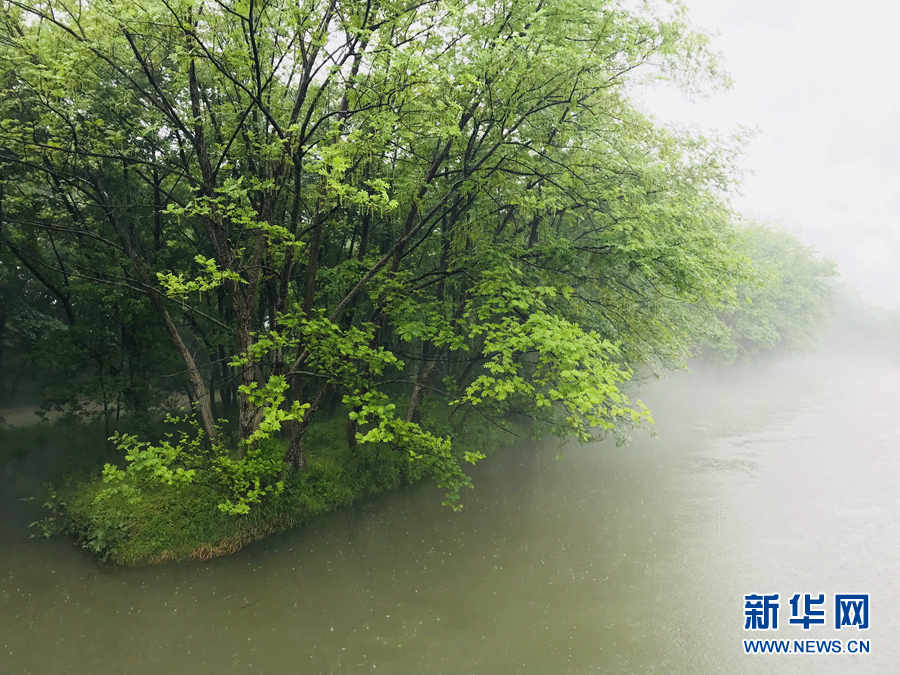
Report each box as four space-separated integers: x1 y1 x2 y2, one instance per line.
2 358 897 673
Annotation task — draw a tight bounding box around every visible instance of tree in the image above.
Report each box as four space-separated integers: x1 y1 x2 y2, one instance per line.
0 0 750 509
704 223 837 361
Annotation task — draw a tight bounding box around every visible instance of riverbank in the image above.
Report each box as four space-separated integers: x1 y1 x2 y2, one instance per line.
10 408 512 565
40 440 418 565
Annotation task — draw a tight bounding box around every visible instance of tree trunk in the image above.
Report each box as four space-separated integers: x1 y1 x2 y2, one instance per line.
406 360 439 423
0 310 6 398
285 430 308 472
208 356 219 422
93 176 219 441
346 413 359 453
286 210 326 438
284 385 327 471
234 296 263 442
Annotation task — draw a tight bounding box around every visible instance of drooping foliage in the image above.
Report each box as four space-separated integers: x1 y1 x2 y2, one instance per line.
0 0 807 512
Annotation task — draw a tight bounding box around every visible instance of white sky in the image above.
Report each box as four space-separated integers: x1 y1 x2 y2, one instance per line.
636 0 900 309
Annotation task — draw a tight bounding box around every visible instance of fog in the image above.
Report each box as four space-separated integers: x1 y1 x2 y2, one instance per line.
2 2 898 672
637 0 900 309
3 357 897 673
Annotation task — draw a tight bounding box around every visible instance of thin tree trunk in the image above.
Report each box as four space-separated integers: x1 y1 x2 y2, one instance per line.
346 412 359 453
285 209 325 458
96 184 219 441
208 357 219 422
285 387 327 471
0 311 6 398
406 360 440 423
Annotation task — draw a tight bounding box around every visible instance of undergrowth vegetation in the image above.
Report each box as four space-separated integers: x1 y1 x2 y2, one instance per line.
32 405 514 565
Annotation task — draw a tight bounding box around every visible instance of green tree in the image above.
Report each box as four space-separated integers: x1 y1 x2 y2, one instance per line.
0 0 752 509
705 223 837 361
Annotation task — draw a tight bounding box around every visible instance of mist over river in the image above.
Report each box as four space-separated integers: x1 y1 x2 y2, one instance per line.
2 356 898 674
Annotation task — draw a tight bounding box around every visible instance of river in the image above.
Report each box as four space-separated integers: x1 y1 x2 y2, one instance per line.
1 357 898 673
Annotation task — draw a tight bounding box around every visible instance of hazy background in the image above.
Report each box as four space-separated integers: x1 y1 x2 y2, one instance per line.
638 0 900 310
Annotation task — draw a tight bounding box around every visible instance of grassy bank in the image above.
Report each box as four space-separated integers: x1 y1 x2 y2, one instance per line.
41 449 417 564
31 408 512 565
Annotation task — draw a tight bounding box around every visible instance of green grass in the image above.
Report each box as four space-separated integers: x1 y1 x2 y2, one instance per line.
35 406 515 565
42 438 421 564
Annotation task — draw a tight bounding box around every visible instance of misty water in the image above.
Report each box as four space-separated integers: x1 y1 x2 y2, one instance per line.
2 357 898 674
